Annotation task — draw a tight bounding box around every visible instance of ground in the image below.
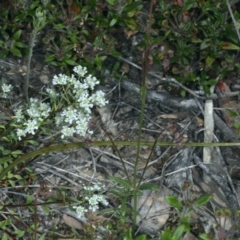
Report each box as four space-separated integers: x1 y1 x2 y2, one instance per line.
1 1 240 239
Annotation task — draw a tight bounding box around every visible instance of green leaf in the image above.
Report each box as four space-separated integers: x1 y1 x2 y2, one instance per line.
165 29 171 37
205 56 215 68
107 0 115 5
0 49 9 59
11 150 22 158
199 233 212 240
135 234 147 240
127 11 136 17
207 79 217 86
220 42 240 50
233 122 240 135
196 195 212 207
0 114 10 120
65 59 77 66
43 204 50 213
200 39 210 50
227 109 239 117
38 233 47 240
15 42 27 48
53 24 65 30
13 230 25 238
13 30 22 41
139 183 158 191
109 188 125 198
110 18 118 26
2 233 8 240
161 227 175 240
45 54 55 62
14 174 22 180
99 207 116 215
2 150 11 155
94 55 106 69
0 156 12 164
181 216 191 225
14 12 27 22
24 140 39 146
9 180 15 187
191 37 202 43
165 196 182 208
124 18 137 30
11 48 22 57
94 56 102 69
69 36 79 44
173 224 187 240
26 195 34 204
204 86 211 95
109 176 132 189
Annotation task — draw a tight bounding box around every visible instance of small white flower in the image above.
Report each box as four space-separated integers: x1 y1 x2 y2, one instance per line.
24 119 38 135
101 199 109 206
27 107 40 118
60 107 77 124
73 65 87 77
87 194 99 206
46 88 58 98
39 102 50 113
61 126 75 139
89 204 99 212
73 81 88 92
2 83 12 93
30 98 38 104
76 91 89 103
84 75 99 90
75 119 88 136
15 109 24 122
83 186 90 191
52 74 68 85
90 90 108 107
54 114 62 125
97 195 109 206
77 98 93 112
93 185 102 191
67 75 77 85
73 205 87 218
16 129 26 140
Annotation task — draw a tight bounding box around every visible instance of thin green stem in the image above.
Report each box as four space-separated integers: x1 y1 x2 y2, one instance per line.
132 0 155 231
101 126 132 184
24 30 37 102
0 140 240 181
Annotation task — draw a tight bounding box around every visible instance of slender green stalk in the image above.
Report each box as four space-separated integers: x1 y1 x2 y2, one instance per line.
24 31 37 102
0 140 239 181
24 7 47 102
132 0 155 231
101 126 132 184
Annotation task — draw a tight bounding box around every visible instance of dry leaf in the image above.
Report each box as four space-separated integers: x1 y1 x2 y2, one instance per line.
63 214 84 230
124 29 138 39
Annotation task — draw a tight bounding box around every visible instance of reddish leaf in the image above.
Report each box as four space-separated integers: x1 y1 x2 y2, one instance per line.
217 80 226 92
173 0 184 7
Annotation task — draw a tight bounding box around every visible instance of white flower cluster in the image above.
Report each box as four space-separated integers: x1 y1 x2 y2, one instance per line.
14 65 108 140
51 65 108 139
1 83 13 98
2 83 12 93
15 98 51 140
73 184 109 218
